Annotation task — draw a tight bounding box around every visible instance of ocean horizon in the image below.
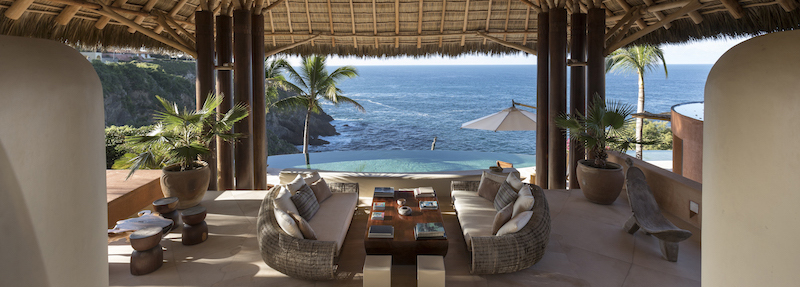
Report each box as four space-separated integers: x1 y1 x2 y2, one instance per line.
305 64 709 155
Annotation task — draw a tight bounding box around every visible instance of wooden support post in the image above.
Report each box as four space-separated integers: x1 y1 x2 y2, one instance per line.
233 9 255 190
587 8 605 105
569 12 586 189
548 7 567 189
216 13 235 191
252 13 268 190
536 12 549 189
196 10 218 191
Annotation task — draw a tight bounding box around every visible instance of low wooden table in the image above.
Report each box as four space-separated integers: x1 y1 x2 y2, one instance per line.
365 190 448 265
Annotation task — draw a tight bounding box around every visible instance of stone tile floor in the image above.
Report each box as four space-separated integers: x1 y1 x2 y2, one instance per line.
109 188 700 287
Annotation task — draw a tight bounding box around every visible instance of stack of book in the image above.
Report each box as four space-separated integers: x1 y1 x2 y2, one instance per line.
374 187 395 198
414 222 446 240
372 201 386 211
419 200 439 210
371 211 385 221
414 187 435 198
368 225 394 238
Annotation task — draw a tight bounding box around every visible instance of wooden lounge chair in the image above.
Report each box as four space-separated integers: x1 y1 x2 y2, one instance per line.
623 159 692 262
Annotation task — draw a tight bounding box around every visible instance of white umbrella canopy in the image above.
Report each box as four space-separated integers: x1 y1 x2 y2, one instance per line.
461 106 537 132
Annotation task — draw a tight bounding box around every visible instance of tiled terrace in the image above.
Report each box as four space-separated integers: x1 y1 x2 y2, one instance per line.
108 187 700 287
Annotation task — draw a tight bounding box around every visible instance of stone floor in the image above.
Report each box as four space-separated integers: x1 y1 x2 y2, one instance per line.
108 188 701 287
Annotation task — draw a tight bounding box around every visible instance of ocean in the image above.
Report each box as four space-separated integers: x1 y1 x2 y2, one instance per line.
306 64 710 155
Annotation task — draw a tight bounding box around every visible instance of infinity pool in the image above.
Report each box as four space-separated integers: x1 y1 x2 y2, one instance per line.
268 150 537 173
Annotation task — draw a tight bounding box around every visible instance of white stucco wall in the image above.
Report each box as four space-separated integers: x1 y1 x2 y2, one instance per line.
704 30 800 286
0 36 107 286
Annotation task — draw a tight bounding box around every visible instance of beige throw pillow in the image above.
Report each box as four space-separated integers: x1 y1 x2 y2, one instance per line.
493 181 519 211
512 185 535 218
274 187 300 216
506 172 524 192
496 211 533 236
492 202 514 235
310 178 333 203
477 171 503 201
287 211 317 240
273 206 303 238
303 171 322 186
285 174 307 194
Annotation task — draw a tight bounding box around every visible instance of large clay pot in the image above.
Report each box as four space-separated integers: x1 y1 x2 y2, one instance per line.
161 161 210 209
576 159 624 205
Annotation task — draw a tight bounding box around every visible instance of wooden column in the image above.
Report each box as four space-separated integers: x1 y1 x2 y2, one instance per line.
548 7 567 189
233 9 254 190
216 13 234 191
536 12 549 189
569 13 587 189
252 13 268 190
195 10 217 191
587 8 606 103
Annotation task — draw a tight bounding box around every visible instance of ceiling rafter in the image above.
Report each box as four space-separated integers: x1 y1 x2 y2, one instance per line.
606 0 706 54
642 0 671 30
461 0 470 46
55 5 81 25
418 0 424 48
477 31 537 54
350 0 357 48
129 0 159 33
95 2 196 57
439 0 446 47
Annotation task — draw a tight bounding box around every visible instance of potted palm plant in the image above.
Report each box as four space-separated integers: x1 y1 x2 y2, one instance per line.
555 95 637 205
126 94 248 209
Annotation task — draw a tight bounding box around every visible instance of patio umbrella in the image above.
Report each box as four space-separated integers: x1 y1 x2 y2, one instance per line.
461 101 537 132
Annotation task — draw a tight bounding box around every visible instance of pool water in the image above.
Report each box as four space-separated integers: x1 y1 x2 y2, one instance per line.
268 150 536 173
268 150 673 173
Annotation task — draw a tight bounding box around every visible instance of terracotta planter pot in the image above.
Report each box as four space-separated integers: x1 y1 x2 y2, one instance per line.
161 161 210 209
576 159 624 205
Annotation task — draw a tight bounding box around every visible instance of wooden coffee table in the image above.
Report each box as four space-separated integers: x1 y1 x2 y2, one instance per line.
365 190 448 265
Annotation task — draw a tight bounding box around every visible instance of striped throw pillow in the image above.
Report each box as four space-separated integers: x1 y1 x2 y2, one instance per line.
291 184 320 220
493 181 519 211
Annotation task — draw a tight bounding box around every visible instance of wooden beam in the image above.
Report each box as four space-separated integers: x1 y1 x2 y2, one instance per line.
608 10 638 48
262 0 286 12
264 30 537 38
4 0 35 20
718 0 744 18
418 0 424 48
327 0 335 47
642 0 670 30
503 0 511 41
306 0 314 46
165 13 197 44
267 0 276 45
55 5 81 25
265 35 321 57
350 0 357 48
605 6 637 41
484 0 493 44
396 0 401 48
777 0 798 11
254 0 266 13
606 0 705 54
476 31 537 55
518 0 542 13
439 0 446 47
95 0 128 30
688 10 703 24
285 0 295 43
129 0 159 33
614 0 645 29
461 0 470 46
522 7 531 44
155 0 189 34
155 11 195 49
95 4 197 57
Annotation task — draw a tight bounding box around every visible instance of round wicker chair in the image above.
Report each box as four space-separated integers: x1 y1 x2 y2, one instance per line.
451 181 551 274
256 183 359 280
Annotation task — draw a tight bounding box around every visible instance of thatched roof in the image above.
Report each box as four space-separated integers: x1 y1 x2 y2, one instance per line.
1 0 798 57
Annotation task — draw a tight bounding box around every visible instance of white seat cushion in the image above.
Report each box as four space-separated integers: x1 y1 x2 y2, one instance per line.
452 190 496 250
307 192 358 256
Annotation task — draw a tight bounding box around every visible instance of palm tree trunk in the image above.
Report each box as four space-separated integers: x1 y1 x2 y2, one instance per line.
636 72 645 159
303 105 311 164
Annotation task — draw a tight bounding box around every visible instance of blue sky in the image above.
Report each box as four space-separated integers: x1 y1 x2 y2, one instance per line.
287 36 750 66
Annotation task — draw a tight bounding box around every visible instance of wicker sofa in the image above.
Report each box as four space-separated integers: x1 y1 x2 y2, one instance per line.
256 182 359 280
450 180 550 274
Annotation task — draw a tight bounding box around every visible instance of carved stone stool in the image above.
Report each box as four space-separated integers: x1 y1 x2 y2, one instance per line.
181 205 208 245
153 197 180 231
129 227 163 275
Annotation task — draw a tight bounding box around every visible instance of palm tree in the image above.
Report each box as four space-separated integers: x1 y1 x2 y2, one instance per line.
606 44 668 159
273 55 364 163
265 57 287 109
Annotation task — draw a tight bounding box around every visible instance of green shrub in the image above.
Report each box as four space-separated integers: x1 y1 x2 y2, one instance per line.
611 119 673 151
105 125 152 168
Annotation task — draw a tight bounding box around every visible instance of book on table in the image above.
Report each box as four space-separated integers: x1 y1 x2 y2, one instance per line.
414 222 446 240
374 187 395 198
368 225 394 238
372 201 386 211
414 186 435 198
371 211 385 221
419 200 439 210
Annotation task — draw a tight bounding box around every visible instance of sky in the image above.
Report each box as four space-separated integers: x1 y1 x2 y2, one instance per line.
286 36 751 66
